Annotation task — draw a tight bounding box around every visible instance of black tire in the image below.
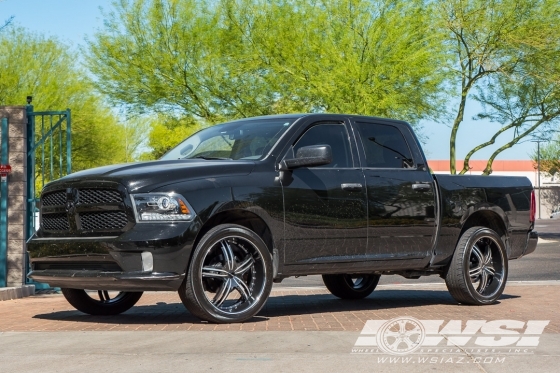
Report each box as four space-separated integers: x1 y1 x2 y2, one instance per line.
445 226 508 305
322 274 380 299
179 224 273 323
61 289 143 315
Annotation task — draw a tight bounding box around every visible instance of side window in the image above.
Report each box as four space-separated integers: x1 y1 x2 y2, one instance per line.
293 123 352 168
355 122 413 168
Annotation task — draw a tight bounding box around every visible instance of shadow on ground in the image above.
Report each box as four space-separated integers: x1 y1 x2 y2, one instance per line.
31 289 520 325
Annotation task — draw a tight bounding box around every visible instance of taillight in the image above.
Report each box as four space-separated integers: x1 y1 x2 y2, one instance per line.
530 190 536 223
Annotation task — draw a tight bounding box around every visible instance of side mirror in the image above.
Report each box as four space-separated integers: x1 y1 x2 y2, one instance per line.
279 145 332 171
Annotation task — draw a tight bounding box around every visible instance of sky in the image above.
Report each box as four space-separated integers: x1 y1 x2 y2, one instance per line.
0 0 540 161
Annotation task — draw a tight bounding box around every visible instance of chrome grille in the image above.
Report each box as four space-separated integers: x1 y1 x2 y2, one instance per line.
41 191 66 207
78 189 122 204
80 211 128 231
42 213 69 231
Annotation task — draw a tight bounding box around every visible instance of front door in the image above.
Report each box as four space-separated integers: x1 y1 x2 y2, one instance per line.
281 120 368 264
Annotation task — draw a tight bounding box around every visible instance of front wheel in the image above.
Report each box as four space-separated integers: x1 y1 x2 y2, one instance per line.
445 226 508 305
322 274 380 299
179 224 273 323
61 289 143 315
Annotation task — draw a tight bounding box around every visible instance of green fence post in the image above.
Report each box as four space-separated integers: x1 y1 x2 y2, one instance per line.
26 105 35 241
66 109 71 174
0 117 9 288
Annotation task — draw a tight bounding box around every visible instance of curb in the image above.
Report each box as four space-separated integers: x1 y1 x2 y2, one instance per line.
271 280 560 292
0 285 35 301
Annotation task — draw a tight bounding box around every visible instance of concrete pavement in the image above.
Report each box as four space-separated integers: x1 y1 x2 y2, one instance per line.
0 282 559 372
1 331 559 373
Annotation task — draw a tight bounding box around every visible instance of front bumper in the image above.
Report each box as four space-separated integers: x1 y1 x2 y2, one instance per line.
28 270 184 291
27 218 202 291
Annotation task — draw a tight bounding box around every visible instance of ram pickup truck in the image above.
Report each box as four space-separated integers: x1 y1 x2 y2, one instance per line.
27 114 538 323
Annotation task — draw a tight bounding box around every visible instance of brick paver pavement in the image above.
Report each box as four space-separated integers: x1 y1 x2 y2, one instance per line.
0 285 558 333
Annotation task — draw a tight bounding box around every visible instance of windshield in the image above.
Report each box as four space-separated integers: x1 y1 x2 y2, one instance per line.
161 118 296 161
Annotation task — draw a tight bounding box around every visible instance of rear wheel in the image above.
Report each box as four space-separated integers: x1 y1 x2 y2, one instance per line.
61 289 143 315
179 224 273 323
322 274 380 299
445 226 508 305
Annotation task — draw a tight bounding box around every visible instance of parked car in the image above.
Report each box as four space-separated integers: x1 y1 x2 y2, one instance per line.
27 114 538 323
551 206 560 219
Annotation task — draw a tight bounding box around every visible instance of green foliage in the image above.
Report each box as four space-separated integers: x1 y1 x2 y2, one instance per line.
438 0 560 174
532 140 560 177
86 0 449 159
0 27 133 176
139 115 206 160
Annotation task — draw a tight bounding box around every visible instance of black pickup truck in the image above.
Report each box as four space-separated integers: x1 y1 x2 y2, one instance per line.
27 114 538 323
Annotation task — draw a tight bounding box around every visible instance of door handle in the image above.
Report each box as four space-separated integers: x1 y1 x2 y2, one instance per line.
412 183 432 191
341 183 363 191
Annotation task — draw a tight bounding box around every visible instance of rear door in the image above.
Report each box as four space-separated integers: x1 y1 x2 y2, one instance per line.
352 119 437 260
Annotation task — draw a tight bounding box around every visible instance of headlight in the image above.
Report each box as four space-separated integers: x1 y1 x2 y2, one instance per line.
130 193 195 222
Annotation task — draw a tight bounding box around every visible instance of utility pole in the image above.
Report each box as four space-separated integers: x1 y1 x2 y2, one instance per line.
532 140 546 219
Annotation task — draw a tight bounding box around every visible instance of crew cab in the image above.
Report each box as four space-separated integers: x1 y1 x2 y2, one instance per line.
27 114 538 323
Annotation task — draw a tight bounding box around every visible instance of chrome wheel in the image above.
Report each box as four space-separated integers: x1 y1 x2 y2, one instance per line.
180 224 273 323
61 289 143 315
343 275 372 290
322 273 380 299
446 226 508 305
88 290 127 304
468 236 504 297
200 236 266 314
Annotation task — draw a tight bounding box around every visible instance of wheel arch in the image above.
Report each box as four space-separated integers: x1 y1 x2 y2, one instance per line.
459 210 508 242
452 209 510 267
440 209 509 277
190 209 275 267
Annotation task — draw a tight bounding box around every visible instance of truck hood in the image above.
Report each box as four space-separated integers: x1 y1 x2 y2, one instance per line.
49 159 255 193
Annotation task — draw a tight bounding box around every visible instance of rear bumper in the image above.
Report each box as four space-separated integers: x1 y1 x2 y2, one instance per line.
523 230 538 257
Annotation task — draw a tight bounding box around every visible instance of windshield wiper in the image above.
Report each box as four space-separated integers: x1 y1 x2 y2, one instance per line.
192 156 232 160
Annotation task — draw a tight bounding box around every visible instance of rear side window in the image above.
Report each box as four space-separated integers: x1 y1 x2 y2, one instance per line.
355 122 413 168
293 123 352 168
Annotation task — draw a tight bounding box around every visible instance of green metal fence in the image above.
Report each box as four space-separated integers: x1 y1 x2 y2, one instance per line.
0 117 8 287
25 105 71 287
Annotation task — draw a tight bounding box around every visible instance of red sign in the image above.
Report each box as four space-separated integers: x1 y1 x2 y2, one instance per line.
0 164 11 175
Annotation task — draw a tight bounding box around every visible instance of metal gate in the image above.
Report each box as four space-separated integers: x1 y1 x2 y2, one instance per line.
25 105 71 287
0 118 9 287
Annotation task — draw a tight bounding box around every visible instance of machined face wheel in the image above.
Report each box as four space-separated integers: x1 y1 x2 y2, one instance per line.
61 288 143 315
86 290 128 304
322 273 381 299
200 236 266 314
179 224 273 323
343 275 373 290
468 236 504 297
445 226 508 305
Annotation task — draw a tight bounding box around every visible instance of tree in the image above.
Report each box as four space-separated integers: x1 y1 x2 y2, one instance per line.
0 15 13 32
438 0 560 174
138 114 205 160
473 59 560 174
0 27 132 181
531 139 560 178
222 0 448 121
86 0 448 159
